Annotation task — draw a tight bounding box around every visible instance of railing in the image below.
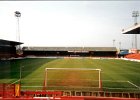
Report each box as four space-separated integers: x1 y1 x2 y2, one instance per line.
20 90 140 98
62 91 140 98
0 84 140 99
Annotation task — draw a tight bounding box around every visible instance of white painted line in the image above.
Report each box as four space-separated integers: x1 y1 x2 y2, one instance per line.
8 79 20 86
103 80 128 82
127 81 140 89
21 86 43 87
103 87 130 90
103 87 139 91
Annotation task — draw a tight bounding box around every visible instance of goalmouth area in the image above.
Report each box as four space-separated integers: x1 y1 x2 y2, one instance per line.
44 68 101 91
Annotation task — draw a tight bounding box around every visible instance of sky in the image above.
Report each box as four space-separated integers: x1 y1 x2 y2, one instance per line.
0 1 140 49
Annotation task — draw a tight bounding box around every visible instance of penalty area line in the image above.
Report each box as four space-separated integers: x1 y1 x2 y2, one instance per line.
7 79 20 87
10 79 20 85
127 81 140 89
21 86 43 87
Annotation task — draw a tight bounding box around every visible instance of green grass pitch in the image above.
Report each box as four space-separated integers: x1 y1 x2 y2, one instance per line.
0 58 140 92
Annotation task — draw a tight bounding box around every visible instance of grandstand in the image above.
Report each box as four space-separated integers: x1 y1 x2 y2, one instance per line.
0 39 23 59
22 47 117 57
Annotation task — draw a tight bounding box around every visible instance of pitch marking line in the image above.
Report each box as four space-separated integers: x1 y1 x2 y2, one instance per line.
10 79 20 85
103 80 127 82
22 86 43 87
7 79 20 87
127 81 140 89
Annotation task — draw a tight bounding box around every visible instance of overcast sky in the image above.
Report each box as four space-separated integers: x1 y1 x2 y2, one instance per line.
0 1 140 49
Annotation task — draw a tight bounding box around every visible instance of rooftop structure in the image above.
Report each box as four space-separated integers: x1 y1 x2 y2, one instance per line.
23 47 117 52
122 23 140 34
0 39 23 46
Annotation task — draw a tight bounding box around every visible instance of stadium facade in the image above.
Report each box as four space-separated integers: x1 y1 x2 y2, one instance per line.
22 46 117 57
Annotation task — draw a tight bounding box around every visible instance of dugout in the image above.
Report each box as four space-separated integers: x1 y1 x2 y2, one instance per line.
23 47 117 57
0 39 23 59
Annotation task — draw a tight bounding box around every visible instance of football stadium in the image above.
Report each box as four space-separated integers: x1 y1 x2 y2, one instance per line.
0 1 140 100
0 37 140 100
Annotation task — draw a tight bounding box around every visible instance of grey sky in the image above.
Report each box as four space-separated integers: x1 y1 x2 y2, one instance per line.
0 1 140 49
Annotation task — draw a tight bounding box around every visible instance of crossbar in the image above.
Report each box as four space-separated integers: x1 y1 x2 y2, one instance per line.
45 68 101 71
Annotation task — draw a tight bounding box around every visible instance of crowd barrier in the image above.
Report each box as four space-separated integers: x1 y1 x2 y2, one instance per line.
0 84 140 99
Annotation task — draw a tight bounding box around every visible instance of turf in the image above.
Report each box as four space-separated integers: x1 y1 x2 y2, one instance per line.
0 58 140 92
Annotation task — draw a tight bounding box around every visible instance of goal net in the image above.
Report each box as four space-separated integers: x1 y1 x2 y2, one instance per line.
44 68 101 90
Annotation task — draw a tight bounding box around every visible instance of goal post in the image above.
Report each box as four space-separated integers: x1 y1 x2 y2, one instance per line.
44 68 102 90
